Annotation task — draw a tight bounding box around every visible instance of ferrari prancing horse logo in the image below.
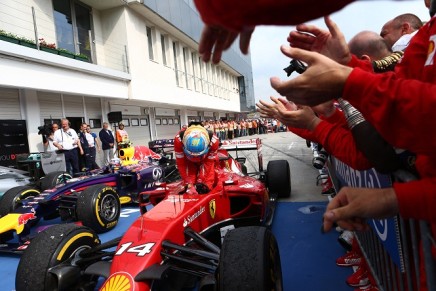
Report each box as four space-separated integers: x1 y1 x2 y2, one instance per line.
209 199 216 219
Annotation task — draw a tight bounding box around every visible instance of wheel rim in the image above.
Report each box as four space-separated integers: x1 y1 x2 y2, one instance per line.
56 173 72 185
100 194 118 221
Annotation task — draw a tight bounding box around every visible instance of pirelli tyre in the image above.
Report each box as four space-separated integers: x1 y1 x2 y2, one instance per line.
38 171 72 191
16 224 100 291
267 160 291 198
218 226 283 291
0 186 40 217
76 185 120 233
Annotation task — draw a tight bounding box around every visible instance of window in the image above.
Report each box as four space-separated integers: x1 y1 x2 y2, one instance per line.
174 118 179 125
53 0 92 61
168 119 174 125
140 118 148 126
161 34 167 66
146 26 154 60
182 47 189 88
173 42 180 86
192 52 199 92
121 119 130 127
131 118 139 126
155 118 161 125
89 119 101 128
162 118 168 125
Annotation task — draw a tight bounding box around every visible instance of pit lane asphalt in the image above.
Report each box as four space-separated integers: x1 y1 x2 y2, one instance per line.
234 131 326 202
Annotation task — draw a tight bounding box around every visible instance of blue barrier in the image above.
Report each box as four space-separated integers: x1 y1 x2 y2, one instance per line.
328 157 436 291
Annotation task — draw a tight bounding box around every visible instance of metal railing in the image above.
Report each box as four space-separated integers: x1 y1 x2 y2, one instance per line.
0 3 129 73
328 158 436 291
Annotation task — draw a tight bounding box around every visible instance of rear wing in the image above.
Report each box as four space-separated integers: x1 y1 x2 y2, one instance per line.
220 138 263 171
148 139 175 158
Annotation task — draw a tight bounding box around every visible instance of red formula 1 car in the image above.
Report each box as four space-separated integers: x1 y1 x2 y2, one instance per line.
16 138 291 291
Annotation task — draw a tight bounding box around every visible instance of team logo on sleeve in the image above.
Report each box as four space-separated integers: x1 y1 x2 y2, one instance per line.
425 35 436 66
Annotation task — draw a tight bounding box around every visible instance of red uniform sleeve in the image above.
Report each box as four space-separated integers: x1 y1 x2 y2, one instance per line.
287 127 318 142
174 134 197 185
394 178 436 222
346 55 374 72
323 108 348 129
194 0 354 31
313 121 373 170
198 135 219 189
343 68 436 156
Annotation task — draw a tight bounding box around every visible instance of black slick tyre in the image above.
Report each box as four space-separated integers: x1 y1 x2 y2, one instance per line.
218 226 283 291
0 186 40 217
76 185 120 233
267 160 291 198
15 223 100 291
38 171 72 191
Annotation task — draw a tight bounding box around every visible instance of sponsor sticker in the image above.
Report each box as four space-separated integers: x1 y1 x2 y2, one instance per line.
183 206 206 227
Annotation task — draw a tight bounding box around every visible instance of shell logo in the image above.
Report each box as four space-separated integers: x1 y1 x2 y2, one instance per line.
101 272 134 291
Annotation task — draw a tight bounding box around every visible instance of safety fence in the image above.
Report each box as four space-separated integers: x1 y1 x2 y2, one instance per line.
328 157 436 291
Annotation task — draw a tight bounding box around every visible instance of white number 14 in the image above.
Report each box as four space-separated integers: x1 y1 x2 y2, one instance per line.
115 242 156 257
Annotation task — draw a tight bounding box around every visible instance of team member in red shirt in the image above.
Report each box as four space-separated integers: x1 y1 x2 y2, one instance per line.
268 15 436 228
174 123 220 194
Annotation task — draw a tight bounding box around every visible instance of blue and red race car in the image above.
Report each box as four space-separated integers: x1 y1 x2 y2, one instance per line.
16 138 291 291
0 144 179 254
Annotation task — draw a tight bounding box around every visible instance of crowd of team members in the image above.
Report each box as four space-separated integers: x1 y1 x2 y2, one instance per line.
202 119 285 141
192 0 436 290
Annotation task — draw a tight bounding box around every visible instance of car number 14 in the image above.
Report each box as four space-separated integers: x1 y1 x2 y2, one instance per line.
115 242 156 257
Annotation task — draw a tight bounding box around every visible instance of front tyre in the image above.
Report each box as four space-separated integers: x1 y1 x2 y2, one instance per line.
76 185 120 233
38 171 72 191
16 224 100 291
0 186 40 217
218 226 283 291
267 160 291 198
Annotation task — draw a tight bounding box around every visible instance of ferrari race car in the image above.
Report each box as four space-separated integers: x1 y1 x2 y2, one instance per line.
0 144 178 253
16 138 291 291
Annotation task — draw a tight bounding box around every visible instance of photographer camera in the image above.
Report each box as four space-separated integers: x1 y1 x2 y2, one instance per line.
38 123 59 152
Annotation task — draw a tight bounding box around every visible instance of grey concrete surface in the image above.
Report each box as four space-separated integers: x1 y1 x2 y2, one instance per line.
235 131 327 202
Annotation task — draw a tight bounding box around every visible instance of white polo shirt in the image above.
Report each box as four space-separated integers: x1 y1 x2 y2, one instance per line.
53 128 79 150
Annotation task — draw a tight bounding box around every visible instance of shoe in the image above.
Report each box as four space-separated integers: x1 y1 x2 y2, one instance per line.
354 284 379 291
336 252 362 267
321 177 336 196
346 266 369 287
338 230 354 251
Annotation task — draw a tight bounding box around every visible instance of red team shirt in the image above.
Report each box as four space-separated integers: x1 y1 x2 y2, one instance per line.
174 130 220 190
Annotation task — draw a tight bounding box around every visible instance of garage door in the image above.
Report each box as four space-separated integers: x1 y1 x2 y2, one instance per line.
155 116 180 139
0 88 21 119
120 115 151 147
38 91 63 124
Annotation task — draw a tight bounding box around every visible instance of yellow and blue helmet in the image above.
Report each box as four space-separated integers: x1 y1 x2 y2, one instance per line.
182 125 211 162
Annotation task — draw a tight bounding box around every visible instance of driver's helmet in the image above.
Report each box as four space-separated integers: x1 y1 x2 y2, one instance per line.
182 125 210 162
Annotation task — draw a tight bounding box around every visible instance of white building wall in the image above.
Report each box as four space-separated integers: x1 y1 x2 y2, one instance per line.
124 9 241 112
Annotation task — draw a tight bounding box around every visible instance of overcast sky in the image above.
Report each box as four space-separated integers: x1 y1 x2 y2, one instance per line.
250 0 430 103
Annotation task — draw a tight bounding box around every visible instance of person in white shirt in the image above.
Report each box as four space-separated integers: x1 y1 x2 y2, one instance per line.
53 118 83 175
85 125 100 169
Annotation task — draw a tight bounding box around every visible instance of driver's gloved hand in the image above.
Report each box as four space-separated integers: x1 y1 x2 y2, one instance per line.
195 183 210 194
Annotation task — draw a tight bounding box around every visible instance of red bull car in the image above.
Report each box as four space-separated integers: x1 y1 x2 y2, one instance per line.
16 138 290 291
0 144 179 253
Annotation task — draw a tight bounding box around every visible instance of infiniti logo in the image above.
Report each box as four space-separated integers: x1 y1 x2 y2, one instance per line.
372 219 388 241
152 168 162 180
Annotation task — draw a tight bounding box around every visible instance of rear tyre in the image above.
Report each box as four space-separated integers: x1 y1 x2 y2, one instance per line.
0 186 40 217
38 171 72 191
76 185 120 233
16 224 100 291
218 226 283 291
267 160 291 198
